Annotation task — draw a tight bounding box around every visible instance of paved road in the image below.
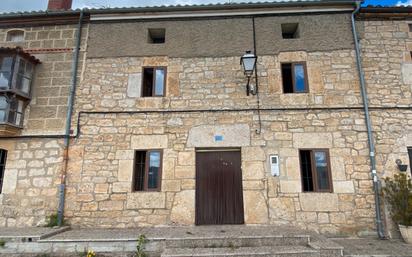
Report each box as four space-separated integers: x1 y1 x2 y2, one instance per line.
332 238 412 257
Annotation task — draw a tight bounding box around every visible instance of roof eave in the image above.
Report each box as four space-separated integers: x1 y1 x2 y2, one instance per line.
0 1 359 20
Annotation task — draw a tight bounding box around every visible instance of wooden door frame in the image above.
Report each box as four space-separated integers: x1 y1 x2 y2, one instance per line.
195 148 244 225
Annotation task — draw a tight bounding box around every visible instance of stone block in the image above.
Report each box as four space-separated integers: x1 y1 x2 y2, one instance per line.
127 73 141 97
333 181 355 193
2 169 17 193
95 184 109 194
126 192 166 209
131 135 168 149
318 213 330 223
243 191 268 224
187 124 250 147
162 180 181 192
243 161 265 180
242 146 266 161
330 156 346 180
178 151 195 166
242 180 264 190
118 160 133 182
268 197 295 221
299 193 339 211
402 63 412 84
293 133 333 148
33 177 52 187
175 165 195 179
99 200 124 211
296 212 317 223
285 157 300 179
112 182 131 193
170 190 195 225
279 180 301 193
115 150 134 160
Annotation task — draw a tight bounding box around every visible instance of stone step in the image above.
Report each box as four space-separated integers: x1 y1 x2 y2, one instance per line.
161 245 320 257
164 235 310 248
0 226 70 243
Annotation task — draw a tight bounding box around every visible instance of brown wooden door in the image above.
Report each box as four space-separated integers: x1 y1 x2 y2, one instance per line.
195 150 244 225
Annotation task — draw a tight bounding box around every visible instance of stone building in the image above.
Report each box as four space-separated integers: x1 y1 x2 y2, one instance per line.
0 0 411 237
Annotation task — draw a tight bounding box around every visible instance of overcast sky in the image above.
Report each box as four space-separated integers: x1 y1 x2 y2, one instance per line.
0 0 406 13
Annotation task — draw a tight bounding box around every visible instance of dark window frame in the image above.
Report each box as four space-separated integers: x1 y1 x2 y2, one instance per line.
408 23 412 32
299 148 333 193
0 149 7 194
281 62 309 94
132 149 163 192
141 66 167 97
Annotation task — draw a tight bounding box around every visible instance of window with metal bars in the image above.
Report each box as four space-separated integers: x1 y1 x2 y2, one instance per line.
299 149 333 192
0 149 7 194
133 150 162 191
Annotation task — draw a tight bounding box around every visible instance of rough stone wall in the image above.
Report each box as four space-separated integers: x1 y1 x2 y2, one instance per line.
64 48 388 235
66 108 411 235
75 50 361 113
0 139 65 227
360 19 412 107
0 23 88 226
360 19 412 237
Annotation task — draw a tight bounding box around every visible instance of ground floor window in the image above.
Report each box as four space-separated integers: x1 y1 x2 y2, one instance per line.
133 150 162 191
0 149 7 194
299 149 332 192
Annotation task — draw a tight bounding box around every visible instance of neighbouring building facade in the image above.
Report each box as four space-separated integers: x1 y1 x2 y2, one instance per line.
0 0 411 237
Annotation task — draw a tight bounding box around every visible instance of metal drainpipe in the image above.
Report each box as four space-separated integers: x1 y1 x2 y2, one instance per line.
351 1 385 239
57 9 84 226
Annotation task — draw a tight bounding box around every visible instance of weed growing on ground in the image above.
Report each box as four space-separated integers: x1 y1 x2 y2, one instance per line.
135 234 147 257
86 249 96 257
77 248 96 257
0 240 5 248
45 214 61 227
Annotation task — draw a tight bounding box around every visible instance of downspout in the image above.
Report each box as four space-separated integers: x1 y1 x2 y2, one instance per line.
57 9 84 226
351 2 385 239
252 16 262 134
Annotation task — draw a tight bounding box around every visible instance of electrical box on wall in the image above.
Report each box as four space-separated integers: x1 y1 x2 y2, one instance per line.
269 155 280 176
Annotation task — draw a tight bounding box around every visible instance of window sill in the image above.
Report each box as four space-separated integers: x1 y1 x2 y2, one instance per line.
0 123 22 136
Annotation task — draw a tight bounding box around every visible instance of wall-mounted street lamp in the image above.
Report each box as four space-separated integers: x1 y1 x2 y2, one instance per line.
396 159 408 172
240 50 257 96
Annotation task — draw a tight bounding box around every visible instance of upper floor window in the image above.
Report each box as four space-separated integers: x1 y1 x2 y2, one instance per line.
6 30 24 42
0 149 7 194
0 96 25 127
0 52 35 96
142 67 166 97
300 149 332 193
148 28 165 44
281 23 299 39
281 62 308 93
0 47 39 127
133 150 162 191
